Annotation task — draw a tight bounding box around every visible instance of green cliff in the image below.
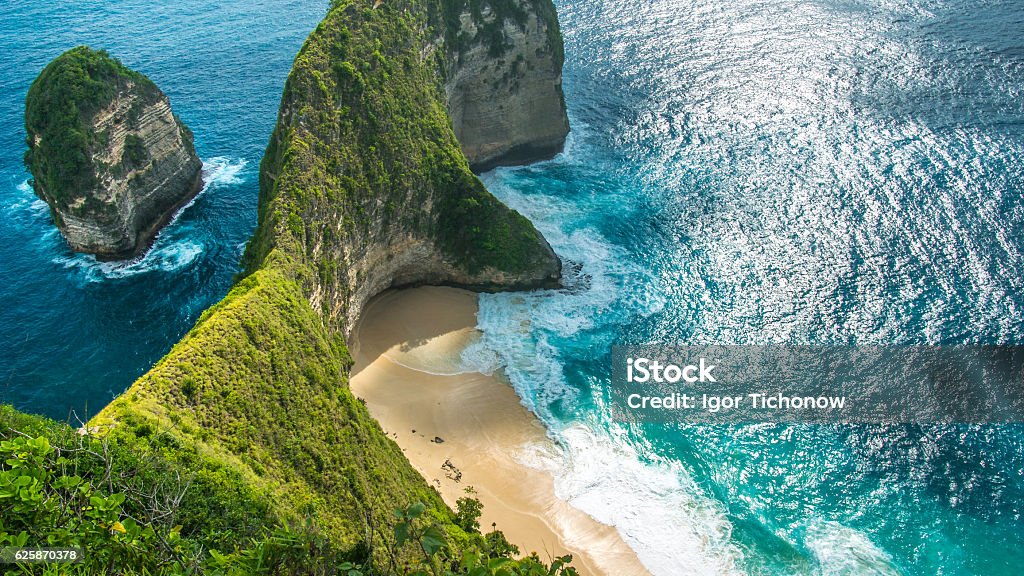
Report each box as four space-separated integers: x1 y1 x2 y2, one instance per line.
243 0 562 338
24 46 203 259
2 0 570 574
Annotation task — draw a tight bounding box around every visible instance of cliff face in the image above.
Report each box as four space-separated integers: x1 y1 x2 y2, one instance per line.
88 0 566 567
442 0 569 172
244 0 563 337
25 47 202 259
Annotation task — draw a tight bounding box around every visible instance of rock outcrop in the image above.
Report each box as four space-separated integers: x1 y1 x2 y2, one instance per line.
442 0 570 171
244 0 563 337
24 46 202 259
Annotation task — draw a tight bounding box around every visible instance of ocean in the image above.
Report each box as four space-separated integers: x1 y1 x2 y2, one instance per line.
1 0 1022 574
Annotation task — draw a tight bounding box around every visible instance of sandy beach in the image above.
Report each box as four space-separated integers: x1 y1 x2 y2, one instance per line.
350 286 649 576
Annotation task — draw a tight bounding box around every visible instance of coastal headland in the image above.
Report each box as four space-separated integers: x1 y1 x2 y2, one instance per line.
0 0 621 573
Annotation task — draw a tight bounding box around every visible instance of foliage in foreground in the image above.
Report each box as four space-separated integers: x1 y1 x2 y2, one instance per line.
0 408 577 575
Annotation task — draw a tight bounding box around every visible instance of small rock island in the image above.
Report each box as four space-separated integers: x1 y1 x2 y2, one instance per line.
24 46 202 259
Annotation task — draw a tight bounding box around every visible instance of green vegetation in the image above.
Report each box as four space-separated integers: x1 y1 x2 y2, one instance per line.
5 0 568 573
120 134 150 170
0 406 274 575
434 0 526 57
454 488 484 533
24 46 158 210
243 0 555 284
429 0 562 63
0 407 577 575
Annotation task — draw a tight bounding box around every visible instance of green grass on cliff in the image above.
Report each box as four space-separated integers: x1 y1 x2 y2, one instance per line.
24 46 158 211
1 258 575 574
92 258 478 571
244 0 555 288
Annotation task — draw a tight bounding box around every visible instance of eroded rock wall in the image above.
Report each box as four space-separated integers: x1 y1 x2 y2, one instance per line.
25 48 202 259
444 0 569 172
61 87 202 257
247 1 563 338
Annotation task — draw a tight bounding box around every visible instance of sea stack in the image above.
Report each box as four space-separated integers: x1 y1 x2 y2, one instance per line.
24 46 202 259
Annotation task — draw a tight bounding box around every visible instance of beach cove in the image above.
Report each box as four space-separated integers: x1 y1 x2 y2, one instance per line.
350 286 649 576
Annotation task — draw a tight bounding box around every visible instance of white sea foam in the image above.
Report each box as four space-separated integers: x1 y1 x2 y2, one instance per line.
161 156 247 229
476 302 748 574
547 113 591 166
8 179 51 218
202 156 247 187
473 172 742 574
803 521 901 575
7 179 63 253
475 172 665 403
457 335 504 375
543 424 745 575
55 240 205 283
470 174 904 573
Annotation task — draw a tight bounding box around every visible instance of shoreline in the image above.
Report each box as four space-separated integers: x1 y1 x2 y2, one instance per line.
350 286 649 576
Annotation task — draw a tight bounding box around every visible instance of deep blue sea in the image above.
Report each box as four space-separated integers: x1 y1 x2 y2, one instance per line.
0 0 326 417
2 0 1023 574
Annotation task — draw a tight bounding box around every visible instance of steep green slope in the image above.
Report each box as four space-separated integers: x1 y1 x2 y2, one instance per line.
244 0 561 336
88 262 471 572
5 0 571 573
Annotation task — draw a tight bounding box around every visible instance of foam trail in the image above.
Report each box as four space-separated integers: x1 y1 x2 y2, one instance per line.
54 241 205 284
8 179 51 218
531 421 747 575
803 521 902 575
202 156 247 187
163 156 248 229
478 308 747 574
6 179 63 252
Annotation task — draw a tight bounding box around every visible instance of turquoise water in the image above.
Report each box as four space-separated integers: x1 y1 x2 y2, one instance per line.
476 0 1024 573
2 0 1023 574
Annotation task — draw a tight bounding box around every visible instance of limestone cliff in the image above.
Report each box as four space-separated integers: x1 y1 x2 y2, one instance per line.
442 0 569 171
244 0 563 337
24 46 202 259
86 0 567 567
